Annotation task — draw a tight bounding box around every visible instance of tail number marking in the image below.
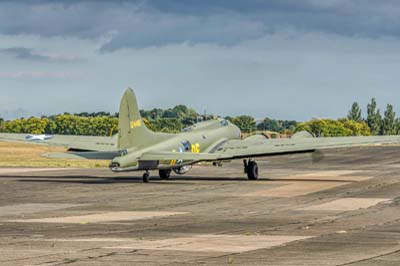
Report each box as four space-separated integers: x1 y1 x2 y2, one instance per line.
130 119 142 128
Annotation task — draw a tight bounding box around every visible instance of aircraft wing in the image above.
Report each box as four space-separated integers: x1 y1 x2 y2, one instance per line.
0 133 117 152
42 151 123 160
211 135 400 160
138 135 400 164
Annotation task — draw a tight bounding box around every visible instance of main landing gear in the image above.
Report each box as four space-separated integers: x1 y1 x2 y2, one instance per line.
243 159 259 180
143 161 260 182
159 169 171 180
143 170 150 183
143 169 172 183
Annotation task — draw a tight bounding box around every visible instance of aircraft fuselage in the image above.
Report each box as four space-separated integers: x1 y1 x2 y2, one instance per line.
110 120 241 172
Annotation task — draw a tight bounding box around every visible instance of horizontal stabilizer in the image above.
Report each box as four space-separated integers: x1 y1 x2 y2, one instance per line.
140 152 220 161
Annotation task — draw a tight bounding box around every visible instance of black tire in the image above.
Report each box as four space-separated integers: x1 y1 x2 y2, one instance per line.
247 161 259 180
143 172 150 183
159 169 171 180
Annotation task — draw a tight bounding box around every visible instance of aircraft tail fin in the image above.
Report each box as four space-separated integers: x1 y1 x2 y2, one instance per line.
118 88 165 150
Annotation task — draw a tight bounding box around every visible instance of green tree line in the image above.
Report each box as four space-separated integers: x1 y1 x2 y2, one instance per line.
297 98 400 137
0 109 290 136
296 119 371 137
0 115 119 136
346 98 400 135
1 99 399 137
0 105 213 135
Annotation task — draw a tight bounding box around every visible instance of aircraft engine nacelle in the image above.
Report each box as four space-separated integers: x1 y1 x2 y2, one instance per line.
173 165 191 175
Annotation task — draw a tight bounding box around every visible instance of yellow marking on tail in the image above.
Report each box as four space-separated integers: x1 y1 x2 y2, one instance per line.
130 119 142 128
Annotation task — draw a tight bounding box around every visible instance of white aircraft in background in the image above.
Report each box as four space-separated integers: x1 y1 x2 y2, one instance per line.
25 134 54 141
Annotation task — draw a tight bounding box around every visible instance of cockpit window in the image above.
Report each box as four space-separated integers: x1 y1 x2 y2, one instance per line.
220 120 229 127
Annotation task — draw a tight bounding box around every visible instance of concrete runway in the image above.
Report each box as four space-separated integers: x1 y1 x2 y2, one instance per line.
1 146 400 265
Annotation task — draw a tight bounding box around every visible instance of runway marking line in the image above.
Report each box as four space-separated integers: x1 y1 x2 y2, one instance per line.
38 234 313 253
6 211 188 224
0 203 87 217
243 181 346 197
0 168 72 175
298 198 391 211
243 170 373 197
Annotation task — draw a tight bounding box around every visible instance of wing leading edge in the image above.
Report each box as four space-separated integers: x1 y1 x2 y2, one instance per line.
211 135 400 160
134 135 400 164
0 133 118 151
0 133 119 160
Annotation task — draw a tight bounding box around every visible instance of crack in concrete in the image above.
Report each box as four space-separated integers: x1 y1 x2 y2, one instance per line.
338 247 400 266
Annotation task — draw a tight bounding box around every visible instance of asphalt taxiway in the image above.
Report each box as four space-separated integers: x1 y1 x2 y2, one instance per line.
1 146 400 265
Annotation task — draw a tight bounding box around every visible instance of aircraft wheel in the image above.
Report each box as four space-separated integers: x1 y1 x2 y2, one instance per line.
143 171 150 183
159 169 171 180
247 161 259 180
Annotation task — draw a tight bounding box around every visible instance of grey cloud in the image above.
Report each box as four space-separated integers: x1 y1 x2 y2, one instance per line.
0 47 78 62
1 1 400 51
0 47 51 61
99 14 266 52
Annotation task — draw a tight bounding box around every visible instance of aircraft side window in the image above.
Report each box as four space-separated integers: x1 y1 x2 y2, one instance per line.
182 141 191 152
220 120 228 127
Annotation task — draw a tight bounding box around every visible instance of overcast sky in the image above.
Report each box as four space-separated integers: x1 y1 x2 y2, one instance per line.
1 0 400 121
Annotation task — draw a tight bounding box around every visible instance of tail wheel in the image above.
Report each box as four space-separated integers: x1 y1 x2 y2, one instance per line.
159 169 171 180
247 161 259 180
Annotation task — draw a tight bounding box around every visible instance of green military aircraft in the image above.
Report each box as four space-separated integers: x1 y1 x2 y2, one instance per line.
2 88 400 183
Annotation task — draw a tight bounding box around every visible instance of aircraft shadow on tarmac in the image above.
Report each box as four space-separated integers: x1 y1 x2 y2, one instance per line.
12 175 264 184
2 175 357 184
